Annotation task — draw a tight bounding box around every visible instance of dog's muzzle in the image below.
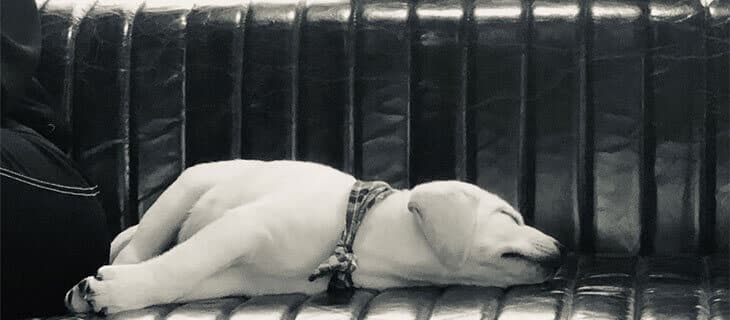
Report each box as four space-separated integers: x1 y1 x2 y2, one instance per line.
537 242 567 276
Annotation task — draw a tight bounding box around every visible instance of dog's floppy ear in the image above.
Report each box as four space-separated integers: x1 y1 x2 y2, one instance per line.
408 183 481 271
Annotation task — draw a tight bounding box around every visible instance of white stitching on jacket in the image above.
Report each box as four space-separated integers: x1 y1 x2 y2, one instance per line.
0 170 100 197
0 167 99 191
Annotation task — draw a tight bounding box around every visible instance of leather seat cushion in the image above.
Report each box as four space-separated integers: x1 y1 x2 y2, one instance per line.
47 256 728 320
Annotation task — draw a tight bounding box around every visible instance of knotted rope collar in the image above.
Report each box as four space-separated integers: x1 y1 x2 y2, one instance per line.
308 180 395 300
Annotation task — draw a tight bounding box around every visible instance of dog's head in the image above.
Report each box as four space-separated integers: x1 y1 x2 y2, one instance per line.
407 180 565 287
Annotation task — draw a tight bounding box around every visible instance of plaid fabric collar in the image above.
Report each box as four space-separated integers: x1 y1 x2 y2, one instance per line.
308 180 395 300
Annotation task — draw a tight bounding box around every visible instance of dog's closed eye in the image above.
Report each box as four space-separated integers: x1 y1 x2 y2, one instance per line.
499 209 521 225
501 252 528 260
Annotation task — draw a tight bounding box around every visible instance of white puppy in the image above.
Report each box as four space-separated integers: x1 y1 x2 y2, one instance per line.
66 160 564 314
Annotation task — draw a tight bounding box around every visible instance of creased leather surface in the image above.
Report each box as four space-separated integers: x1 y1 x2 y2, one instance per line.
37 0 97 154
411 0 465 185
708 256 730 319
357 0 411 189
295 290 376 320
429 286 502 320
241 0 299 161
710 0 730 255
590 0 644 255
360 287 442 320
228 294 306 320
530 0 582 250
184 4 246 167
130 1 190 216
572 256 635 320
471 0 527 212
72 0 143 234
649 0 707 255
638 257 712 319
34 0 730 318
298 0 351 171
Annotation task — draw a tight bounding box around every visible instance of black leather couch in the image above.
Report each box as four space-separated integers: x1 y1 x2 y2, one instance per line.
35 0 728 318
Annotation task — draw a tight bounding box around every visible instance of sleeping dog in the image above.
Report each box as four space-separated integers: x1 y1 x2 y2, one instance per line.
66 160 565 314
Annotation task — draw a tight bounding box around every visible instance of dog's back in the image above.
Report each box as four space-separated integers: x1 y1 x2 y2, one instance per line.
176 160 356 248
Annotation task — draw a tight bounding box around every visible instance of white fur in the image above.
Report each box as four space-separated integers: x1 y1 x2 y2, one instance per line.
66 160 562 314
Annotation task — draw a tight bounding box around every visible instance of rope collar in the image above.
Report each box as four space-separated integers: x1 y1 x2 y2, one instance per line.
308 180 395 301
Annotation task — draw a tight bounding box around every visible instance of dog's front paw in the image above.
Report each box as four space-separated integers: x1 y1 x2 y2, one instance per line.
65 265 169 315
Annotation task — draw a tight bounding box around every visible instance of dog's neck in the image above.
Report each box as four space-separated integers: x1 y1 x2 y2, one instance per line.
351 190 455 289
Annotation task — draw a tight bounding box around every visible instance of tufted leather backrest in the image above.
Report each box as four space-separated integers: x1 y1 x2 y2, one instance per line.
35 0 728 256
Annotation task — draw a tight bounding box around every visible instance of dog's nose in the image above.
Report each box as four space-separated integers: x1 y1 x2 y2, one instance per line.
539 242 566 274
556 241 567 259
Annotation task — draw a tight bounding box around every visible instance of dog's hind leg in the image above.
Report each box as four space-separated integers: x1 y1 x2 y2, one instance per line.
67 199 275 314
109 225 137 264
114 160 254 264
